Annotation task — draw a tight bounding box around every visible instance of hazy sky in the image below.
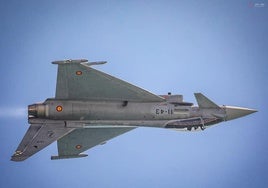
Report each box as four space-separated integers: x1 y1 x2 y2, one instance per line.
0 1 267 188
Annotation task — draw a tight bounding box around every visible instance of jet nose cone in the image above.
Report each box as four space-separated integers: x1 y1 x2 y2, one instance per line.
225 106 257 121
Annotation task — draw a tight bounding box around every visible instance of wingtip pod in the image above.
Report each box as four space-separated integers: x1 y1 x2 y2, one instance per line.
85 61 107 66
52 59 88 64
11 152 28 162
51 154 88 160
52 59 107 66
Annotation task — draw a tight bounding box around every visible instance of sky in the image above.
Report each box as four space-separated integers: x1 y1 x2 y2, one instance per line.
0 0 267 187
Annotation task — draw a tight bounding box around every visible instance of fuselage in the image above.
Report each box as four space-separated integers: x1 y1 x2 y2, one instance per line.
28 98 225 131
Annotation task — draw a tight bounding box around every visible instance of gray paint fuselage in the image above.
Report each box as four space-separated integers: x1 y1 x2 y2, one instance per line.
28 99 225 130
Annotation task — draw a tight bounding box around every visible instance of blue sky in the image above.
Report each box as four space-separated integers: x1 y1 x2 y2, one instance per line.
0 1 267 187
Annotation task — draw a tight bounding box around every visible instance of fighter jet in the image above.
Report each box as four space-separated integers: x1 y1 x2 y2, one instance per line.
11 59 257 161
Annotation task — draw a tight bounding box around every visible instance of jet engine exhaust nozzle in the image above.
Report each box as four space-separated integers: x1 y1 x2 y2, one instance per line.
28 104 47 119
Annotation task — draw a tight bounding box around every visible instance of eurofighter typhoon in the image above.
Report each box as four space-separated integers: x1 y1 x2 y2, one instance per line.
11 59 257 161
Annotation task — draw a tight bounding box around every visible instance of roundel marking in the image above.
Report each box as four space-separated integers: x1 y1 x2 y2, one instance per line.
76 71 82 75
56 105 63 112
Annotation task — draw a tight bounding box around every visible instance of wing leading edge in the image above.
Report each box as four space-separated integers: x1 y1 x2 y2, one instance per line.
54 60 164 102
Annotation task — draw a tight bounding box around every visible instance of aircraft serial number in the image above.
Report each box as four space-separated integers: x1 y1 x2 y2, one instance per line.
155 108 173 115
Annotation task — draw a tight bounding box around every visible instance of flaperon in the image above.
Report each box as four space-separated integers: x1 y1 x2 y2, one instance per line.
11 59 257 161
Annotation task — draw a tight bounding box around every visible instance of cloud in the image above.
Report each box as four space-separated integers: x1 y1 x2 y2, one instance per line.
0 107 27 118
